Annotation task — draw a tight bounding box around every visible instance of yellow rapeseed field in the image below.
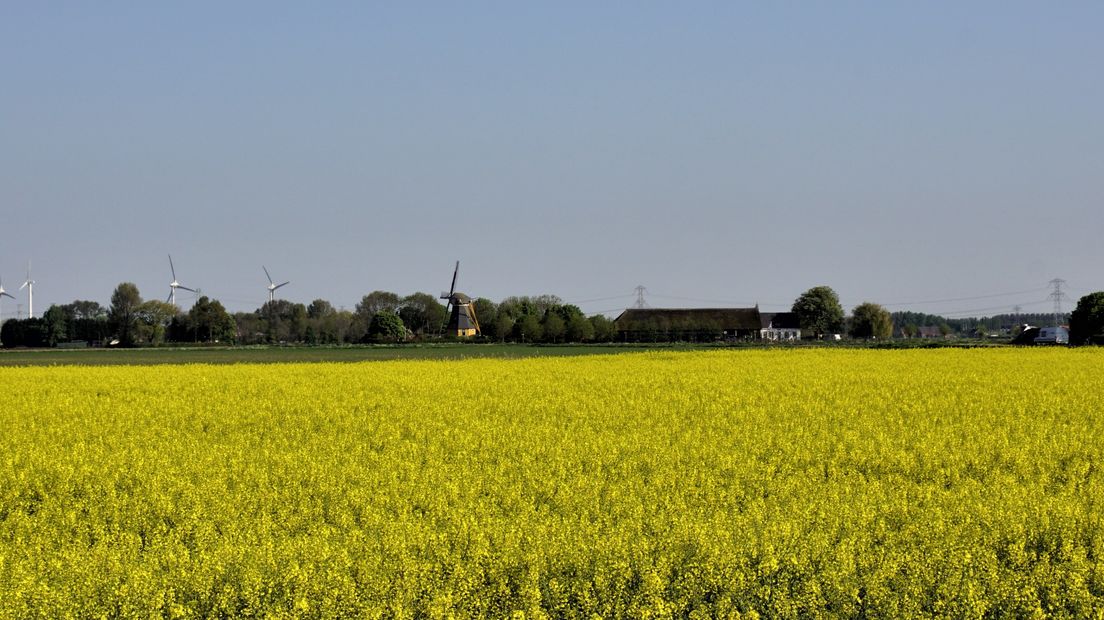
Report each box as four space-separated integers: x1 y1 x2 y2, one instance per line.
1 349 1102 618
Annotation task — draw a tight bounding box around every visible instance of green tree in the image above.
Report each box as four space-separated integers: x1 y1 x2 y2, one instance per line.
56 300 109 342
306 299 335 319
136 300 178 344
330 310 358 344
472 298 497 333
542 312 565 343
552 304 583 321
61 300 105 321
0 318 47 348
399 292 448 335
515 314 543 343
492 314 515 342
190 296 236 343
793 286 845 339
566 314 595 342
261 299 308 343
497 295 562 321
42 305 69 346
531 294 563 316
1069 292 1104 345
232 312 260 345
356 291 401 324
368 310 406 342
849 302 893 340
589 315 616 342
496 297 526 321
109 283 143 346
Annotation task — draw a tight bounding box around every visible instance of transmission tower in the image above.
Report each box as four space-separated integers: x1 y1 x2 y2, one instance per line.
633 285 649 309
1047 278 1068 328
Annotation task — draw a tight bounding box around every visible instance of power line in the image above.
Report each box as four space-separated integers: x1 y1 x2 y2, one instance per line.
563 293 635 305
648 293 792 307
873 286 1051 307
650 293 754 305
935 299 1050 317
591 306 630 316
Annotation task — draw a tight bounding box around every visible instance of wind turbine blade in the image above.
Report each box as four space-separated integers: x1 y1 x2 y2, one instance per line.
1 292 14 300
167 291 173 303
169 255 177 280
19 282 27 291
177 285 196 293
263 266 273 285
275 281 289 290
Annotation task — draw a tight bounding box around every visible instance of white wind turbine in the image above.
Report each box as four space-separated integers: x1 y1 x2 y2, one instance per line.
0 275 15 323
264 266 289 303
167 255 195 306
19 261 34 318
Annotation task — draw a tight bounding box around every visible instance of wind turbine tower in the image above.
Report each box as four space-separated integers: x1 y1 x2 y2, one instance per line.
167 255 196 307
264 266 289 303
19 261 34 318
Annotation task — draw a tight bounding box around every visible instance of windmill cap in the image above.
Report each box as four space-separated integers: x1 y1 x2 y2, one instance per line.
450 293 472 304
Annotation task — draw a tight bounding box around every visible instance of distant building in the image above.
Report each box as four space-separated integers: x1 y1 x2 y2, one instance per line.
917 326 947 339
613 307 763 342
1034 326 1069 345
760 312 801 341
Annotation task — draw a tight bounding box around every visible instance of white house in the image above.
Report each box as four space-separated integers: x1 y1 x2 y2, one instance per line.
760 312 801 341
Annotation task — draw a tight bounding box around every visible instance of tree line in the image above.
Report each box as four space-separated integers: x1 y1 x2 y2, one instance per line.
0 284 620 347
3 282 1103 347
780 286 1099 343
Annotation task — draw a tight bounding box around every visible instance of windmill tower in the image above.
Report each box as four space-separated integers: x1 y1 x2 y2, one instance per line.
19 261 34 318
167 255 195 307
264 266 289 302
440 261 480 337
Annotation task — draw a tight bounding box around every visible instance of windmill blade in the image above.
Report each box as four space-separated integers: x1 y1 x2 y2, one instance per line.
167 290 174 303
263 266 273 285
449 260 459 297
169 255 177 280
19 281 28 291
0 292 14 300
274 281 290 290
177 285 196 293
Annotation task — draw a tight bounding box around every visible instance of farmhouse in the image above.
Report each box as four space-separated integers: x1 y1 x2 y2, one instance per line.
760 312 801 341
917 326 948 339
614 307 767 342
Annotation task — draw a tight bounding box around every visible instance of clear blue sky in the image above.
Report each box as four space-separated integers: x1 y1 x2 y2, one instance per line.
2 2 1101 318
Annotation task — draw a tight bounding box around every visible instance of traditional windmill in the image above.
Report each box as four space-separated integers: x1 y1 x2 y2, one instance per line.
440 261 480 337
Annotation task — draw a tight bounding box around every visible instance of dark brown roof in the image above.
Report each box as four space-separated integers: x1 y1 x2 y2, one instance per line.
614 308 761 331
761 312 800 330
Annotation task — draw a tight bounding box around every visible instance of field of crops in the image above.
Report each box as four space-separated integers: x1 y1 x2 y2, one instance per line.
1 349 1102 618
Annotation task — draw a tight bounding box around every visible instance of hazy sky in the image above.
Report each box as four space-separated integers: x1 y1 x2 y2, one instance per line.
2 3 1101 319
